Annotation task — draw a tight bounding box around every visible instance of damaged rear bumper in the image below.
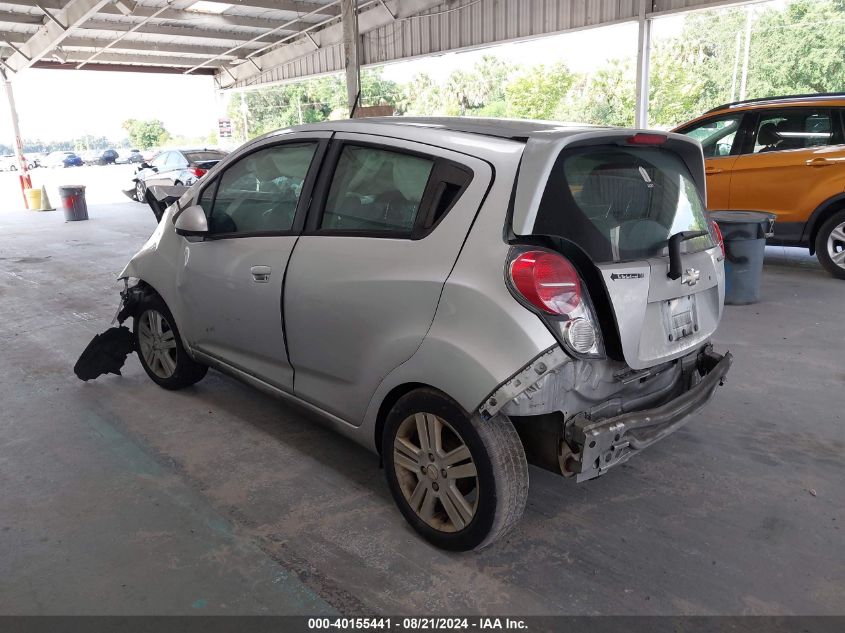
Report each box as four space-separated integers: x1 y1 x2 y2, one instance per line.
567 346 731 481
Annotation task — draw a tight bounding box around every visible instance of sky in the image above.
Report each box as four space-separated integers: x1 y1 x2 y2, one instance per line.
0 70 221 145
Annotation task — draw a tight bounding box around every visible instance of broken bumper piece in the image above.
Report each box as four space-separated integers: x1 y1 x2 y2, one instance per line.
568 346 732 482
73 326 135 381
73 283 148 382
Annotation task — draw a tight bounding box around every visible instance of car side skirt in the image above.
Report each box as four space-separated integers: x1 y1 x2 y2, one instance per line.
190 349 372 451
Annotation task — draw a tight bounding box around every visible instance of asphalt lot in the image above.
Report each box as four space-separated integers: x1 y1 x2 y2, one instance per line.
0 167 842 615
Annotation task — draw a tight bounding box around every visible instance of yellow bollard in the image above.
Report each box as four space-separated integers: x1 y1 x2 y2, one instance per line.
24 187 41 210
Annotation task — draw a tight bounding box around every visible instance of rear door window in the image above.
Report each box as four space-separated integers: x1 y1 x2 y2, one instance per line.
534 146 713 263
150 152 169 170
320 145 434 234
748 109 836 153
166 152 187 168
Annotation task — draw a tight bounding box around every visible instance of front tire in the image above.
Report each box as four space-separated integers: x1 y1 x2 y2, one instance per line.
133 294 207 390
382 388 528 551
135 180 146 204
815 210 845 279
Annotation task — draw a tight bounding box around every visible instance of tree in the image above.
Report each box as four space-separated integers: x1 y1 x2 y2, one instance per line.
122 119 170 149
558 59 636 127
648 38 712 128
747 0 845 96
647 0 845 128
443 56 515 115
505 63 574 120
400 73 447 115
360 68 402 109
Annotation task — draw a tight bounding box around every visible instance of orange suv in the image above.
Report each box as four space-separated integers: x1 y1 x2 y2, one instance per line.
674 94 845 279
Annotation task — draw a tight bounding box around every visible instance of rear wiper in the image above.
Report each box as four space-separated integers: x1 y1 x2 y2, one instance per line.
667 230 709 280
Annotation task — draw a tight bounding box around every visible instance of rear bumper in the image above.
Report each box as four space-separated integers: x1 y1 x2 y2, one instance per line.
567 346 732 482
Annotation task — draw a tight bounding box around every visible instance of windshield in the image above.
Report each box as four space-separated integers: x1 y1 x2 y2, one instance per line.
533 146 713 263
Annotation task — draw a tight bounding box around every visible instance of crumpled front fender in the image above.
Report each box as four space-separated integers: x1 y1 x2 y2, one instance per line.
118 209 172 280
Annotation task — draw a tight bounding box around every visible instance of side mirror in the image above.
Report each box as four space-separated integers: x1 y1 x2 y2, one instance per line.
174 205 209 236
140 162 151 169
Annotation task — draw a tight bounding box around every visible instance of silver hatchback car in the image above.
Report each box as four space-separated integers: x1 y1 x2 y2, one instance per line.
115 118 732 550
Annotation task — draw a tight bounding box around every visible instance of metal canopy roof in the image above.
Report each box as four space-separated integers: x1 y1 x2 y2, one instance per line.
0 0 753 86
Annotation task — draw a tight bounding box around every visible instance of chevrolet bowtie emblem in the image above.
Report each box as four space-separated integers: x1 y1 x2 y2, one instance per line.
681 268 700 286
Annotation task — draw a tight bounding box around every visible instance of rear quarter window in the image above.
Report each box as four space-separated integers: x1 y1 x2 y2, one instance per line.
534 146 713 263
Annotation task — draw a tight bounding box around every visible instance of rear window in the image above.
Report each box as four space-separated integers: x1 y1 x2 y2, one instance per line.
534 146 713 263
185 151 226 163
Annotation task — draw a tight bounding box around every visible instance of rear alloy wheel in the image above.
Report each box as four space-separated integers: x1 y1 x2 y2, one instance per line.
816 210 845 280
134 294 207 390
135 180 145 203
383 389 528 551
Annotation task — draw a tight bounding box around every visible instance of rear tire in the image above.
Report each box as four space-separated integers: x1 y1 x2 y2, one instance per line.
382 388 528 551
133 293 207 390
815 210 845 280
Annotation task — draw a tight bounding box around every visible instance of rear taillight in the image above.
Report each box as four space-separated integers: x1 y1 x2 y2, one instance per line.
711 220 725 257
507 249 603 358
189 166 207 178
509 250 581 316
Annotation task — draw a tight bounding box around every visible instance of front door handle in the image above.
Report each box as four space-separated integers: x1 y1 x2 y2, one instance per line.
251 265 271 283
806 158 834 167
705 167 724 175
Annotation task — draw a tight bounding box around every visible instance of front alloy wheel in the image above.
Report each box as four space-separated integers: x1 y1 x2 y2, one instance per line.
137 309 177 379
135 180 145 203
133 293 207 390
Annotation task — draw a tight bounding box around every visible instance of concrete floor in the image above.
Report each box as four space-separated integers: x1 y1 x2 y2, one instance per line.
1 180 843 615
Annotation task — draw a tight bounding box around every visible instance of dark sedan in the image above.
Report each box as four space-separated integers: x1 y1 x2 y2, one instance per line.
125 148 227 203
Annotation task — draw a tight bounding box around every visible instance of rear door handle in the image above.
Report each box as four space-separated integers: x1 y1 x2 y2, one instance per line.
806 158 834 167
251 265 271 283
705 167 723 175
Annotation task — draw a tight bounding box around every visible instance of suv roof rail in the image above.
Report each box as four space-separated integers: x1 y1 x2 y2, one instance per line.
704 92 845 114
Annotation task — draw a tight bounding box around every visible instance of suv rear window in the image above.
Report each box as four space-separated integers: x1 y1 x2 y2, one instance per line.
534 146 713 263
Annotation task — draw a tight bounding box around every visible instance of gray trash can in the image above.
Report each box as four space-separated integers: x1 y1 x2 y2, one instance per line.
59 185 88 222
710 210 775 305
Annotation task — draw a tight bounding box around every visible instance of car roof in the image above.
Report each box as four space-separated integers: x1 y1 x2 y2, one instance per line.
170 148 226 153
286 117 609 142
703 92 845 115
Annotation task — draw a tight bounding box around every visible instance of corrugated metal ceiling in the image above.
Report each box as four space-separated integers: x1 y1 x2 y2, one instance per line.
0 0 756 82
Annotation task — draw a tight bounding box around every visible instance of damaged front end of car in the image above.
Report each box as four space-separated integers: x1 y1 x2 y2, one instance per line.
73 184 179 388
479 344 732 482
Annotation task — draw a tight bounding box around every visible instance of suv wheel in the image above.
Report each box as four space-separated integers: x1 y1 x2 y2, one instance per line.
135 180 145 203
134 294 207 390
382 388 528 551
815 210 845 279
